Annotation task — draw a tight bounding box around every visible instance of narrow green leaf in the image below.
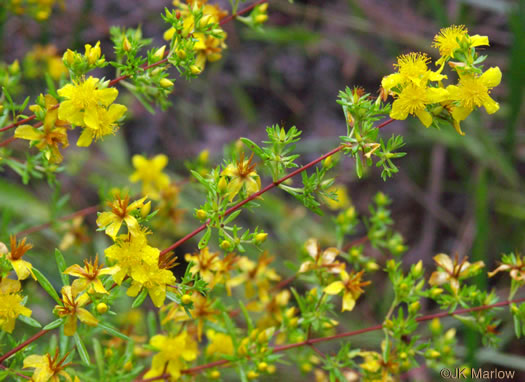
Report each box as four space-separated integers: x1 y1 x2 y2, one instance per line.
131 287 148 309
43 318 65 330
55 249 69 286
93 338 105 379
33 268 61 304
74 332 91 365
18 314 42 328
98 322 131 341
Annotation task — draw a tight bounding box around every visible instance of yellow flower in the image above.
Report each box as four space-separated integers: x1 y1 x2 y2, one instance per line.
63 254 119 294
84 41 102 65
429 253 485 294
221 153 261 201
77 102 127 147
381 52 446 92
445 67 501 133
144 332 198 381
390 83 449 127
15 94 69 163
185 247 221 286
58 76 117 126
228 252 280 302
54 286 98 336
193 32 227 70
488 254 525 282
162 294 218 340
299 238 344 274
324 270 371 312
0 235 35 280
129 154 171 200
105 232 175 307
0 277 32 333
323 185 350 210
96 193 148 239
432 25 489 66
23 350 72 382
206 330 234 356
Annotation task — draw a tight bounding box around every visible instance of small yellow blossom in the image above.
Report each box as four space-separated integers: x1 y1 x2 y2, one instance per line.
488 253 525 282
63 254 119 294
77 102 127 147
0 277 32 333
206 330 234 356
59 216 89 251
390 83 449 127
445 67 501 134
324 270 371 312
221 153 261 201
129 154 171 200
162 294 218 339
429 253 484 294
23 350 72 382
144 332 198 381
84 41 103 65
96 194 148 239
432 25 489 66
0 235 35 280
323 185 350 210
15 94 69 163
185 247 220 286
299 238 344 274
54 286 98 336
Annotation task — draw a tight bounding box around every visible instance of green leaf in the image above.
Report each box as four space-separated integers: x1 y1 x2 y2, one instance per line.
74 332 91 365
98 322 132 341
33 267 61 304
55 249 69 286
198 227 212 249
93 338 105 379
131 287 148 308
18 314 42 328
43 318 65 330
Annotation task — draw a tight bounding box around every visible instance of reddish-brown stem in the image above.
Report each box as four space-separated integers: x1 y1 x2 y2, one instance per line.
0 329 50 364
0 0 269 138
175 297 525 377
0 364 31 380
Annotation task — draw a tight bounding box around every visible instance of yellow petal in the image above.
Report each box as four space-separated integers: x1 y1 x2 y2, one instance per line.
451 106 472 122
480 67 501 88
23 355 45 369
324 281 345 295
342 292 356 312
63 315 77 336
15 125 42 141
77 308 99 326
77 128 94 147
415 109 433 128
96 87 119 106
468 34 489 48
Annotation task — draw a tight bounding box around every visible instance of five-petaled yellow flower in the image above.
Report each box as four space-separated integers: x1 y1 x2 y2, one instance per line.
15 94 69 163
429 253 484 295
130 154 171 200
23 350 73 382
221 153 261 201
0 277 32 333
144 332 198 381
54 286 98 336
432 25 489 66
0 235 35 280
324 270 371 312
96 193 148 239
63 254 119 294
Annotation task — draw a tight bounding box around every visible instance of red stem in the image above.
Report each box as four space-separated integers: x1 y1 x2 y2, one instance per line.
0 329 50 364
176 297 525 377
0 0 269 136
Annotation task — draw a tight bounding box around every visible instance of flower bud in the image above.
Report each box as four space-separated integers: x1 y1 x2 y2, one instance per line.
196 209 207 221
63 49 76 66
154 45 166 61
255 232 268 244
218 177 228 193
163 27 176 41
259 3 268 12
430 288 443 298
9 60 20 74
257 362 268 372
247 371 259 380
97 302 108 314
220 240 231 251
323 155 333 168
255 14 268 24
210 370 221 379
123 37 132 52
190 65 202 75
427 350 441 359
181 294 192 304
160 78 174 88
365 261 379 272
408 301 420 314
413 260 423 276
140 201 152 218
105 348 113 357
123 361 133 371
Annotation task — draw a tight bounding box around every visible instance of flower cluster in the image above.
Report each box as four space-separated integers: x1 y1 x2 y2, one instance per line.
382 25 501 135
